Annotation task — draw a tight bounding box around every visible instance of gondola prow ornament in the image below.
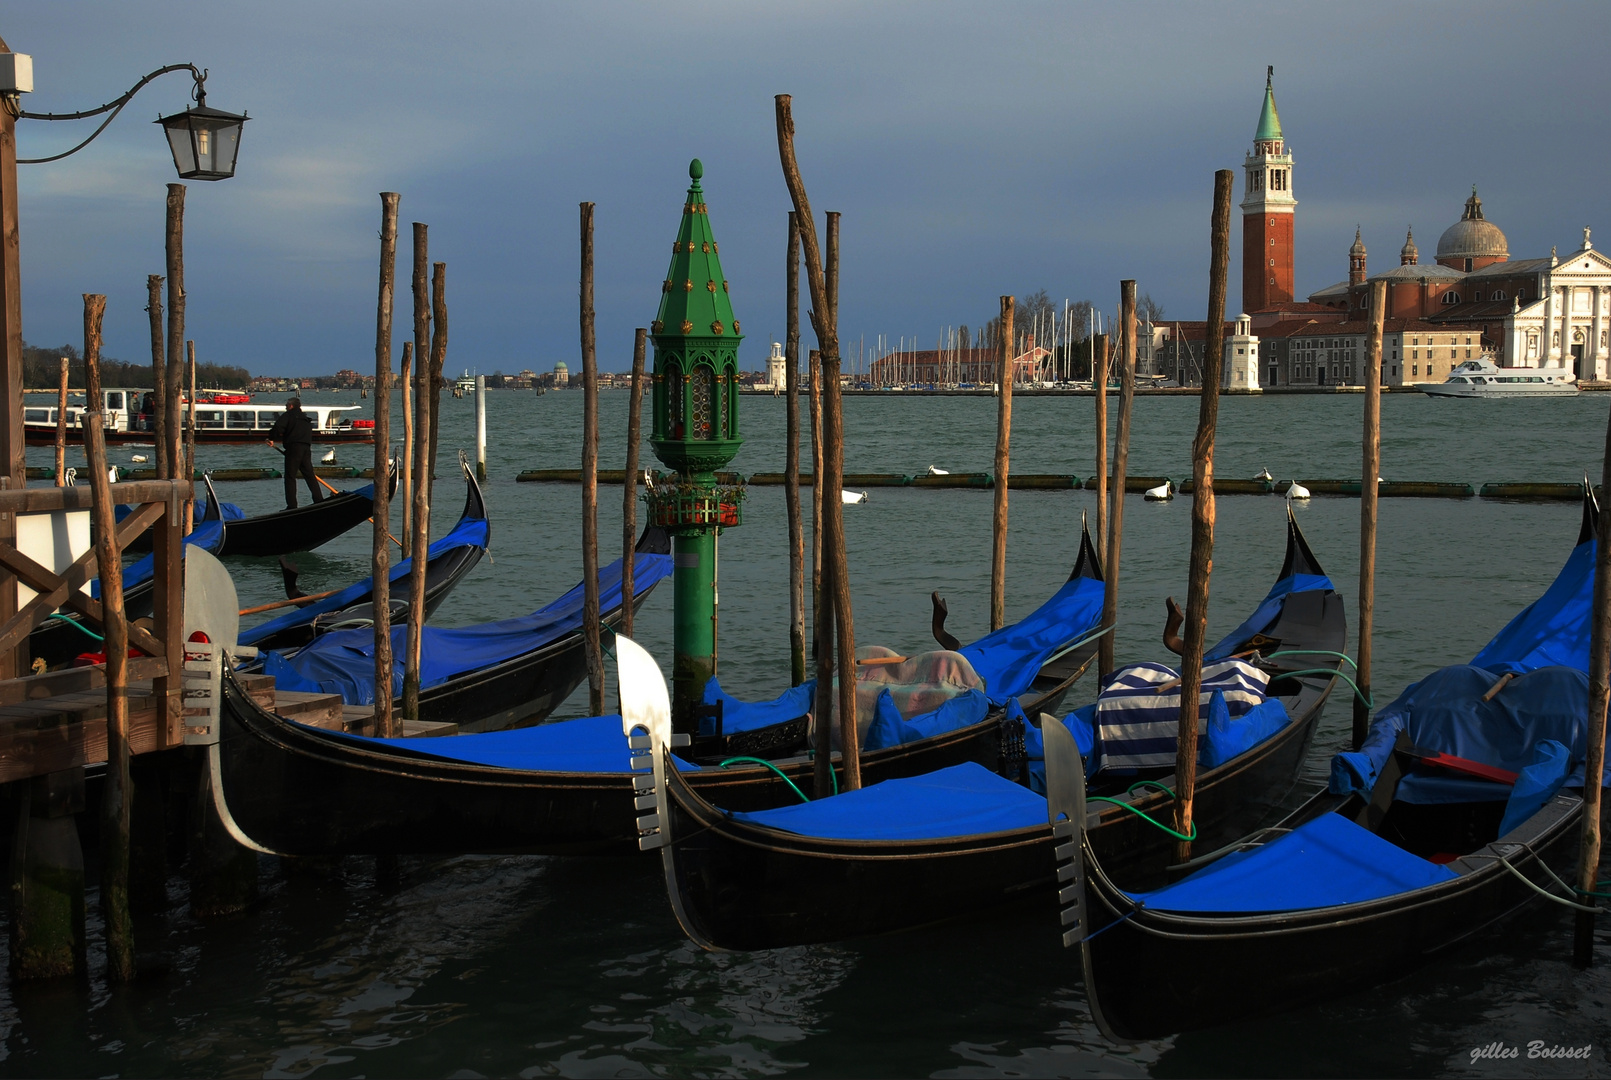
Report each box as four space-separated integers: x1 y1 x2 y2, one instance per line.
645 160 746 732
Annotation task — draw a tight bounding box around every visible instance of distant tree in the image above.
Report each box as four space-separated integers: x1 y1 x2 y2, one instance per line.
957 325 970 351
20 339 248 391
1066 300 1094 341
1138 293 1165 325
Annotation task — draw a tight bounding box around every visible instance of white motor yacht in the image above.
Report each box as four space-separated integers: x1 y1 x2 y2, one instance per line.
1417 357 1577 398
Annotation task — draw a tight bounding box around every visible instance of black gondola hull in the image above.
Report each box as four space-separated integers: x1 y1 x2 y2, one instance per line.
1078 793 1593 1041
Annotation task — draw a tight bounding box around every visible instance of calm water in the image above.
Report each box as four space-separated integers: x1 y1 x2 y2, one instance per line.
5 389 1608 1078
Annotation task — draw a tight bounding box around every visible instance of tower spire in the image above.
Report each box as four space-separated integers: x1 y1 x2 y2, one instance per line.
1255 66 1282 142
1349 226 1367 286
1401 226 1418 266
1240 67 1295 313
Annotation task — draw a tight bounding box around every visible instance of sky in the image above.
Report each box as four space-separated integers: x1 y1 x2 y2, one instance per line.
3 1 1609 376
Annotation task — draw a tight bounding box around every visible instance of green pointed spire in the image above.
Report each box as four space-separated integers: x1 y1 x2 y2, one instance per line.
1254 65 1282 142
652 158 741 339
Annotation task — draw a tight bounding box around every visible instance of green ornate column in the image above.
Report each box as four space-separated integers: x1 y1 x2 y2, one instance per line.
645 159 745 731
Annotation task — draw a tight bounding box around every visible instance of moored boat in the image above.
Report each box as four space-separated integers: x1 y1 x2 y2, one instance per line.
1417 357 1577 398
635 507 1344 951
22 389 374 445
1061 492 1606 1041
208 520 1111 857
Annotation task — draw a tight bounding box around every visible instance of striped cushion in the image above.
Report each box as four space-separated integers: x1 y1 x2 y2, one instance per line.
1093 660 1269 773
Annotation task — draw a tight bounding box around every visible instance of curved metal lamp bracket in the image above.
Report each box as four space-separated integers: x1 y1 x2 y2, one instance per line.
13 63 206 164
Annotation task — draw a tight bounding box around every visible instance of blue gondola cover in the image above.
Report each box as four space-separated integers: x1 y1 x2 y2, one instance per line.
959 573 1106 703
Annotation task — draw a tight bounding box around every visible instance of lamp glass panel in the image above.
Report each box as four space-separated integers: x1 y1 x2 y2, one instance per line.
165 121 197 175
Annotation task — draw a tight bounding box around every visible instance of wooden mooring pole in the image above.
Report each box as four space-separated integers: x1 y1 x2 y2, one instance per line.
1174 169 1234 862
185 341 197 532
1094 324 1109 584
1101 282 1137 676
85 294 134 981
475 376 487 481
620 328 646 647
786 211 806 689
777 94 859 789
54 356 67 486
163 185 185 490
808 346 831 800
145 274 166 477
1356 279 1386 749
406 224 429 557
991 295 1014 632
580 202 605 715
428 262 448 503
372 193 400 738
403 294 437 720
1574 399 1611 967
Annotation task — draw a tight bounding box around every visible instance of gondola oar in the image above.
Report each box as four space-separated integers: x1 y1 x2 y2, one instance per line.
268 443 403 549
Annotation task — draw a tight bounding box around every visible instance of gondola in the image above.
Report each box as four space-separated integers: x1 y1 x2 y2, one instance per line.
207 521 1112 857
239 459 489 652
207 470 393 558
254 523 673 732
639 506 1345 951
1061 493 1608 1042
27 515 229 671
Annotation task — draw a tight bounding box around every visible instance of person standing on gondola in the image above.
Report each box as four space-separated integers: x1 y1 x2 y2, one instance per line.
265 397 324 509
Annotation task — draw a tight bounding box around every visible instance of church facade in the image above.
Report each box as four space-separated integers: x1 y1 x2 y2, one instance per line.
1230 70 1606 383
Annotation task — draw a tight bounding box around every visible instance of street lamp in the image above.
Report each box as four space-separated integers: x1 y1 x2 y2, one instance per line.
4 59 247 179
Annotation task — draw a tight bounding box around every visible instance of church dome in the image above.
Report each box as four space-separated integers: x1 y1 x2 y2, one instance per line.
1437 189 1507 260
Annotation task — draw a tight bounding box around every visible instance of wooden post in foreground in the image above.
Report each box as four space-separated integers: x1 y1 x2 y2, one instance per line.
620 328 647 644
372 193 400 738
1101 283 1137 676
185 341 197 532
809 349 823 647
776 94 859 789
163 185 185 487
809 347 830 799
1356 279 1387 749
1575 402 1611 967
580 202 605 716
54 356 67 486
145 274 166 478
786 212 807 688
1094 325 1110 578
83 293 135 982
427 262 448 504
403 343 433 718
1173 169 1234 862
991 295 1014 631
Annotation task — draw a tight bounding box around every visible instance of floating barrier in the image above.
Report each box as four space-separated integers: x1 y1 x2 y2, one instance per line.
314 466 359 479
1479 482 1585 501
1086 475 1173 494
748 473 813 486
1007 474 1080 490
1178 478 1273 495
1269 479 1474 499
517 468 631 484
842 473 912 487
910 472 992 488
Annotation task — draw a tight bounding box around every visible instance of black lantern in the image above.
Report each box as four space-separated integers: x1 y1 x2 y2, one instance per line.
156 101 248 181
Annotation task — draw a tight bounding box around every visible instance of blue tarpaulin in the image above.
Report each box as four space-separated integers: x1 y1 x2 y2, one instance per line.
262 550 672 703
1330 665 1606 800
1130 811 1457 914
241 512 490 646
309 712 698 773
959 573 1106 703
725 762 1047 841
862 687 990 750
698 677 815 736
92 519 225 599
1472 537 1594 676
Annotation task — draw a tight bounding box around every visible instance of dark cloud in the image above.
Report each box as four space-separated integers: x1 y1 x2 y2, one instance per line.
4 1 1607 374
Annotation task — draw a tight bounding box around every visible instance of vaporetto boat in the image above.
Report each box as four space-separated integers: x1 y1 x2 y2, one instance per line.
22 388 374 445
1416 358 1578 398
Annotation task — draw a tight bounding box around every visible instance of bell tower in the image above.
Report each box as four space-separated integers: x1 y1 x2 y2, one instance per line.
1240 67 1296 313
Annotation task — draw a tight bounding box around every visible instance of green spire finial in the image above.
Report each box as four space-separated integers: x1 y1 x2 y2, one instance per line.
1254 67 1282 143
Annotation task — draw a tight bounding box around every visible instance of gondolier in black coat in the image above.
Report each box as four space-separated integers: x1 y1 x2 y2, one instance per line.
266 397 324 509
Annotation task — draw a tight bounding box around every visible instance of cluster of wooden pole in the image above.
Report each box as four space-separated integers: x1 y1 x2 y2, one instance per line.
1099 285 1137 676
777 95 861 792
1356 280 1387 749
1172 170 1234 861
785 213 806 688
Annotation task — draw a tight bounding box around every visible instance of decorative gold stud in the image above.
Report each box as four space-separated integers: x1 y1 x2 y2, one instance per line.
733 320 741 333
651 320 664 334
722 280 729 292
681 320 693 334
684 279 693 292
686 241 695 253
707 280 717 293
711 320 724 335
662 280 672 293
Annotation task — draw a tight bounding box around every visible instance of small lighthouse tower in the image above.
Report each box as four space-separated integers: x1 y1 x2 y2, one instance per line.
645 159 746 730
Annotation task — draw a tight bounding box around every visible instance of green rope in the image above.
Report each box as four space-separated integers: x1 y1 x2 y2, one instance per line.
47 613 103 641
1088 796 1198 841
719 756 811 804
1264 649 1358 670
1271 666 1372 709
